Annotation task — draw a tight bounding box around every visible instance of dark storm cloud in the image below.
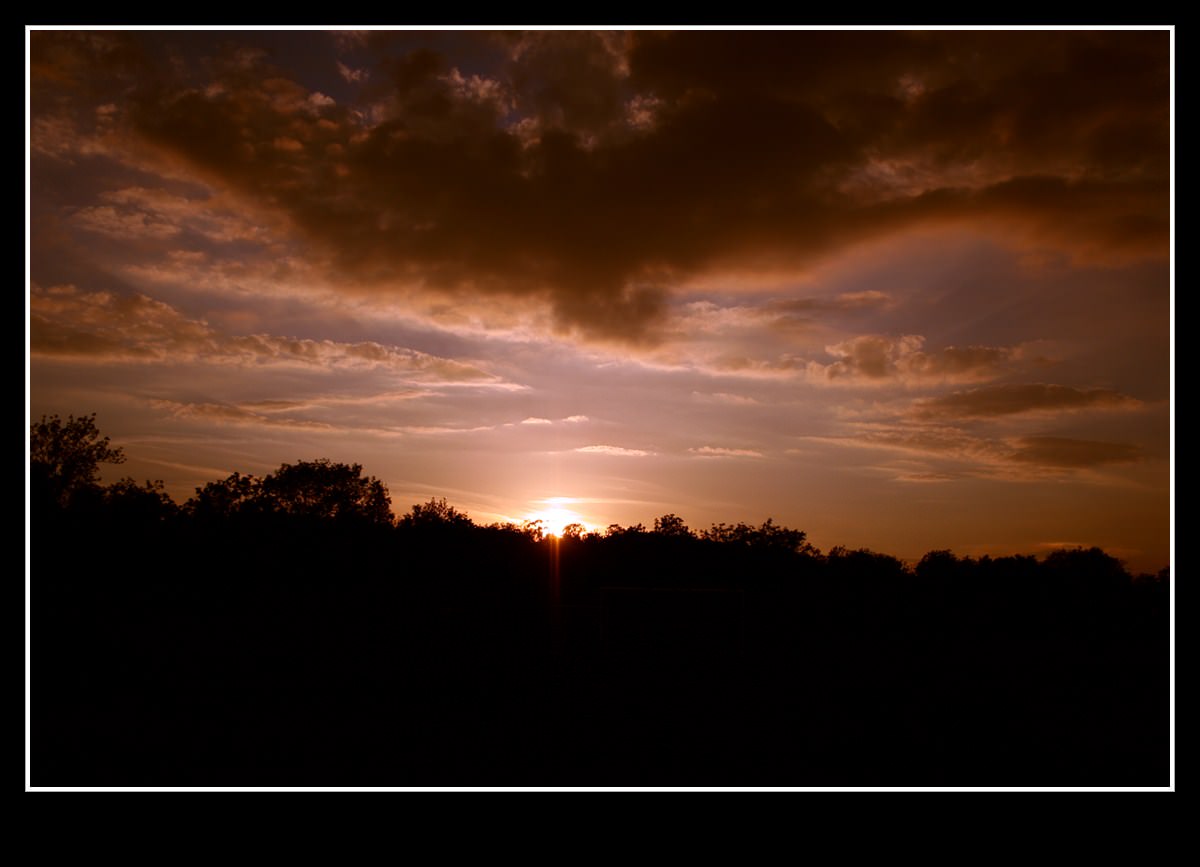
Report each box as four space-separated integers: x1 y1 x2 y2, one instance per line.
626 31 1167 175
30 30 150 91
915 383 1141 418
34 30 1168 342
506 31 632 137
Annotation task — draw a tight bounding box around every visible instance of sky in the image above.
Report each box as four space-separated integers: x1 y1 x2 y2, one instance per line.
27 28 1172 571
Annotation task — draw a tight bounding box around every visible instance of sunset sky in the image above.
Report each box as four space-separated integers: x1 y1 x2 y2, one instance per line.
27 29 1172 571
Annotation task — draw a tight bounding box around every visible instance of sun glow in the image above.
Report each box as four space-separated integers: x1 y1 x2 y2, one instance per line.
524 498 594 537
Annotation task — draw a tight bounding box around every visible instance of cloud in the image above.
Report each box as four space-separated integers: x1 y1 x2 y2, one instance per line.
672 331 1017 384
34 30 1162 343
72 187 270 244
767 290 893 315
239 390 431 412
1007 436 1141 468
333 31 370 53
337 61 369 83
515 414 589 426
669 302 769 338
816 423 994 463
150 399 339 432
30 284 500 383
811 423 1142 475
892 471 961 483
442 67 512 113
575 445 653 457
31 110 127 164
71 204 182 240
151 398 497 438
671 292 892 344
813 335 1014 384
914 383 1141 418
506 31 633 138
694 392 760 406
689 446 764 458
31 114 91 160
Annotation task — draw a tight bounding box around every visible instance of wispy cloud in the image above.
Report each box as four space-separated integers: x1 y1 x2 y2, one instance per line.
807 422 1143 477
512 414 590 427
811 335 1015 384
575 445 653 457
686 333 1017 386
71 187 269 244
150 400 340 432
769 290 894 314
1007 436 1141 468
913 383 1141 418
337 60 369 83
151 398 498 438
694 391 760 406
30 284 502 384
689 446 764 458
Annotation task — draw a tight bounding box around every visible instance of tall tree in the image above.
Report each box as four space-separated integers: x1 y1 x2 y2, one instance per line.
30 413 126 508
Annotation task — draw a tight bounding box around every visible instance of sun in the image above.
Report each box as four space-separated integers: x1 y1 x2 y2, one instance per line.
525 498 592 537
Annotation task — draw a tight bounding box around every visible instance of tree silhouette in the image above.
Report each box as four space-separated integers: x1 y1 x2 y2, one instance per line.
104 478 178 524
399 497 474 529
30 413 126 508
261 459 392 524
653 513 691 538
702 518 811 554
184 460 392 525
186 471 261 521
915 549 960 584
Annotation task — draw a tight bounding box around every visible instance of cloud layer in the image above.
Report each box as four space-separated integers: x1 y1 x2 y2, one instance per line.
31 30 1169 342
31 284 497 382
914 383 1141 418
813 335 1014 384
816 421 1144 476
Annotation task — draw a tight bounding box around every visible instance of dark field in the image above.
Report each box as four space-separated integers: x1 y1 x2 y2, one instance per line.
33 501 1168 786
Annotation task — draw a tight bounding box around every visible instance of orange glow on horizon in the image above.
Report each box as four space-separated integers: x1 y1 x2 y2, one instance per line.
523 499 596 537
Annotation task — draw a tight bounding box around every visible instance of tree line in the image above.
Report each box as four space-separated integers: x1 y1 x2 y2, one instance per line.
30 412 1167 581
30 414 1169 784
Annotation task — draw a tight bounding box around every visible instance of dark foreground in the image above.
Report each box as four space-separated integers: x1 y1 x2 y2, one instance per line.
34 511 1168 787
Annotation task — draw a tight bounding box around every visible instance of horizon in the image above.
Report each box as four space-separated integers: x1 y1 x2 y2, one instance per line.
28 28 1172 574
